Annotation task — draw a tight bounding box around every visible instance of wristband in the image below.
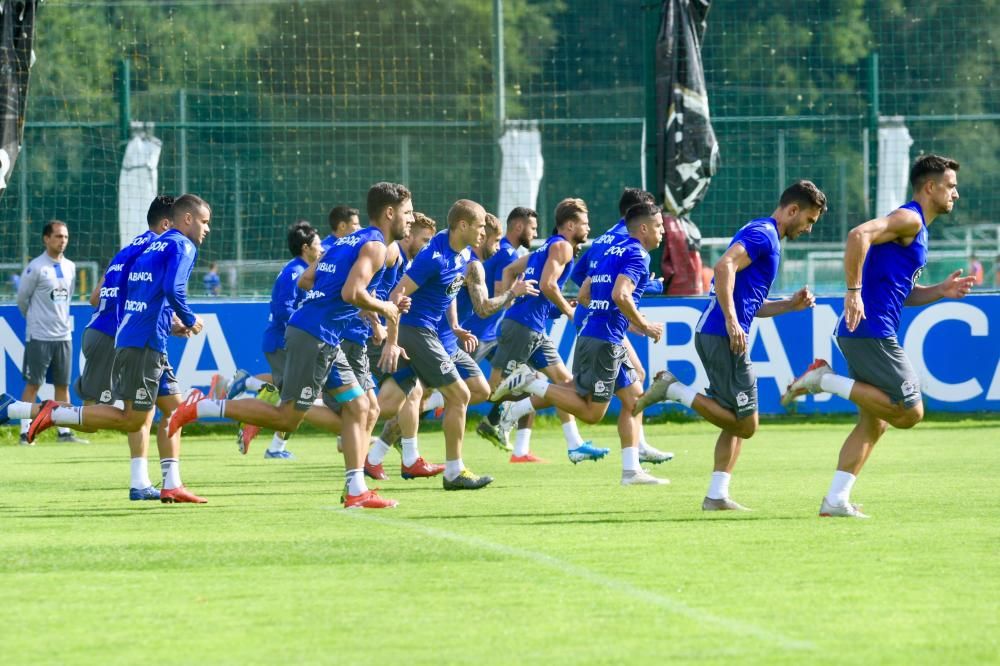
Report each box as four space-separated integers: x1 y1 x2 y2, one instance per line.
846 286 862 291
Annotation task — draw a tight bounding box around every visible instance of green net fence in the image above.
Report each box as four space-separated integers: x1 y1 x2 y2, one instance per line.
0 0 997 300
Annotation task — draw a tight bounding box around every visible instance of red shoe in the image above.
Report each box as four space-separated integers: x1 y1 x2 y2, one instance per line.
343 489 398 509
510 452 546 463
432 407 445 419
208 373 228 400
237 423 260 455
160 486 208 504
364 459 388 480
168 389 204 437
401 457 445 479
26 400 57 444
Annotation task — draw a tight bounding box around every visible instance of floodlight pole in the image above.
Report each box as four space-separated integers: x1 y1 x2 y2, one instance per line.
118 57 131 144
868 52 879 219
642 1 661 196
493 0 505 211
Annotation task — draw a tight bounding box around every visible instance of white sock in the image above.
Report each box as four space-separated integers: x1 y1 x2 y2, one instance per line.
196 399 225 418
9 401 33 420
444 458 464 480
707 471 731 500
423 391 445 413
267 434 287 453
562 420 585 450
57 427 73 436
130 457 150 489
52 406 82 425
666 382 697 408
245 376 266 392
20 419 30 434
637 423 649 449
513 428 532 457
367 438 391 465
621 446 640 472
509 397 535 421
160 458 181 490
826 470 857 506
401 437 420 467
820 374 856 400
346 468 367 496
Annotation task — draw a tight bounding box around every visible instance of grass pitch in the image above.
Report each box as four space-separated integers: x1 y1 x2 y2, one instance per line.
2 417 998 664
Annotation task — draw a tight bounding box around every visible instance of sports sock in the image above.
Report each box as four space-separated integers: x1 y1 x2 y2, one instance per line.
513 428 532 457
525 377 549 397
196 399 225 418
345 468 367 496
444 458 464 480
401 437 420 467
367 438 391 465
637 423 649 449
826 470 856 506
707 471 731 500
267 434 287 453
423 391 445 413
245 376 266 392
487 402 503 425
509 397 535 421
562 420 585 449
130 457 151 489
20 419 30 434
160 458 181 490
621 446 640 472
666 382 697 408
819 374 856 400
9 401 33 420
52 406 82 425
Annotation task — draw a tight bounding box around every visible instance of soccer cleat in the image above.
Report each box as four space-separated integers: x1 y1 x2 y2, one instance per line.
256 384 281 405
26 400 57 444
510 452 546 463
567 441 610 464
632 369 680 416
236 423 260 455
442 469 494 491
638 443 674 464
129 486 161 501
167 389 204 438
226 369 252 400
160 486 208 504
489 364 536 402
57 431 90 444
401 457 446 479
19 433 32 446
264 449 295 459
702 496 751 511
781 359 833 407
208 373 229 400
0 393 15 426
364 460 389 481
819 497 869 518
343 489 398 509
620 469 670 485
476 419 512 452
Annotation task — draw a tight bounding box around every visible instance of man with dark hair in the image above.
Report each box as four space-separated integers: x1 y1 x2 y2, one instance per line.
632 181 824 510
14 220 81 445
322 206 361 252
784 155 974 518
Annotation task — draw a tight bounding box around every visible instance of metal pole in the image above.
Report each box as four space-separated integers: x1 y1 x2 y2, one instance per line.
19 145 28 265
492 0 505 211
868 52 879 219
777 129 786 193
642 1 660 194
119 58 131 144
401 135 410 186
838 158 848 240
179 88 188 194
234 161 243 265
861 127 870 216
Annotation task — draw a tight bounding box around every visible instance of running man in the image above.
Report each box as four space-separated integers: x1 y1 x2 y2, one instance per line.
782 156 974 518
633 181 826 510
321 205 361 252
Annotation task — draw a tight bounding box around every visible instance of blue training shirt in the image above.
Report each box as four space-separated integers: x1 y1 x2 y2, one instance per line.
400 230 472 330
87 230 157 337
580 236 651 344
288 226 387 346
438 255 481 354
838 200 928 339
696 217 781 337
116 229 199 353
463 237 518 342
504 234 574 333
261 256 309 354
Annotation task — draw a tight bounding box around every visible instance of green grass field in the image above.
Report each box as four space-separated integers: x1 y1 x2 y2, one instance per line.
2 417 998 664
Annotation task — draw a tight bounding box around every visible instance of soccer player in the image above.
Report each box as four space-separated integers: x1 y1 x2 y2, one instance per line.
8 195 213 503
482 198 608 464
321 205 361 252
491 202 668 484
387 199 494 490
15 220 86 444
632 181 826 509
782 156 974 518
77 195 175 499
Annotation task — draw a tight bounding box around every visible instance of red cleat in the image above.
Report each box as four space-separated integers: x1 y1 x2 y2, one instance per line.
26 400 57 444
168 389 204 438
510 452 547 464
400 457 445 479
364 460 389 480
343 489 398 509
237 423 260 455
160 486 208 504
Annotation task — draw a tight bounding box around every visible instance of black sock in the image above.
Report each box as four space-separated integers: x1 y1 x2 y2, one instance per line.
487 402 502 425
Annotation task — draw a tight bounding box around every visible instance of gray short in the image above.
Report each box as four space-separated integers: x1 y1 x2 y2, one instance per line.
452 347 484 380
75 328 116 403
111 346 180 412
394 324 461 392
264 349 287 391
366 340 389 385
22 339 71 386
837 335 922 408
340 339 375 392
281 327 355 411
695 332 758 420
472 338 499 364
572 336 638 403
490 319 562 377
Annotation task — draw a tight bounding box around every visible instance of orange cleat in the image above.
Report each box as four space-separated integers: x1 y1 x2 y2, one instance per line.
343 489 398 509
401 457 446 479
510 452 547 464
364 460 389 480
26 400 57 444
237 423 260 455
160 486 208 504
168 389 204 438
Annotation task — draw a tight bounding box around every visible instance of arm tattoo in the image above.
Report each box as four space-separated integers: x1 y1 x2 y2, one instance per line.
468 261 514 318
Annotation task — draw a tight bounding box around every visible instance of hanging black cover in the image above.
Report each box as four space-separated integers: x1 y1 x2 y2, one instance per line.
0 0 38 194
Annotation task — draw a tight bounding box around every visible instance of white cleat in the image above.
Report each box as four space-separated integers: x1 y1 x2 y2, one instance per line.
781 359 833 407
490 364 536 402
702 496 751 511
638 443 674 464
620 469 670 486
632 370 679 416
819 497 869 518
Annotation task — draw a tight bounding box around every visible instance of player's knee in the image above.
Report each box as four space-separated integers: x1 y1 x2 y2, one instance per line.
344 391 370 418
893 405 923 430
444 381 471 407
